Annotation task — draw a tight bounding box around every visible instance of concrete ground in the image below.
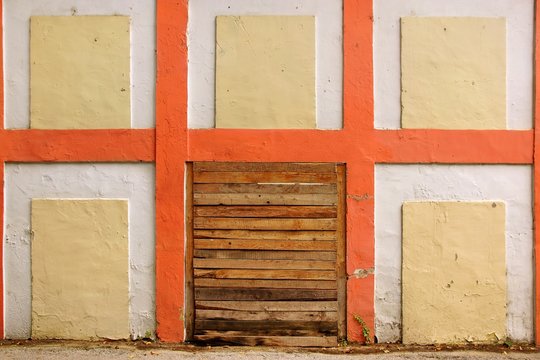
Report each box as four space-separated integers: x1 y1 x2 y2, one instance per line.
1 342 540 360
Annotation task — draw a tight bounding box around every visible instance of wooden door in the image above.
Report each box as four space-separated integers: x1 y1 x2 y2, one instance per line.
185 162 346 347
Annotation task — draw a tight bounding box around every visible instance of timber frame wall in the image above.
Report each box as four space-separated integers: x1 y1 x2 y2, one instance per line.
0 0 538 343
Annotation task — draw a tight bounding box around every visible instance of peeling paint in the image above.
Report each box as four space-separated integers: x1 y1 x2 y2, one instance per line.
351 267 375 279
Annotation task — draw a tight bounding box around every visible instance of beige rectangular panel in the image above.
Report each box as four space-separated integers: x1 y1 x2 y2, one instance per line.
402 201 506 344
31 199 129 339
215 16 316 129
401 17 506 129
30 16 130 129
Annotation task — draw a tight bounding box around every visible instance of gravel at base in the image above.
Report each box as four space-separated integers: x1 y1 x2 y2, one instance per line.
1 347 540 360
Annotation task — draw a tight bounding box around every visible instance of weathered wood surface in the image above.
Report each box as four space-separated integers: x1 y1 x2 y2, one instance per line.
189 162 343 347
193 217 337 231
193 193 337 206
194 320 337 332
194 258 336 270
197 310 338 321
194 269 336 280
194 239 336 251
194 183 337 194
194 171 336 184
194 288 337 301
195 301 338 312
194 249 337 261
194 278 337 289
194 229 336 240
194 205 337 218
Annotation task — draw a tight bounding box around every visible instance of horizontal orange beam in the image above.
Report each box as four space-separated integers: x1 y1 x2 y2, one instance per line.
188 129 354 162
0 129 155 162
374 129 533 164
0 128 531 165
189 129 534 165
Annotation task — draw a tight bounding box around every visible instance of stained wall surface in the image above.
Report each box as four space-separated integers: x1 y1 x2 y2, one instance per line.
401 17 506 129
374 165 533 343
30 16 131 129
4 164 155 340
188 0 343 129
4 0 156 129
374 0 533 129
215 16 316 129
31 199 129 339
402 202 506 344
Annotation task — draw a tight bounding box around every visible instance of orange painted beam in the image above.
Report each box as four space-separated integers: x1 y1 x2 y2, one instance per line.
0 129 155 162
343 0 374 343
155 0 188 342
375 130 534 164
344 0 373 132
188 129 354 162
534 0 540 346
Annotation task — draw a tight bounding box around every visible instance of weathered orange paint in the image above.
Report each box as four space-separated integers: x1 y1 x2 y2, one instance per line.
155 0 188 342
534 0 540 346
347 277 374 343
0 129 155 162
375 130 534 164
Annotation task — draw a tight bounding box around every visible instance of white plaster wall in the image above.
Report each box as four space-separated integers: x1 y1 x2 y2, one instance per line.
3 164 155 339
374 165 533 343
374 0 534 129
188 0 343 129
3 0 156 129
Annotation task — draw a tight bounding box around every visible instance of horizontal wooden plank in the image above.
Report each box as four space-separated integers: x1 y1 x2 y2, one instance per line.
193 193 337 206
195 269 336 280
194 239 336 251
194 249 337 261
194 229 336 240
193 183 337 194
194 329 335 337
197 310 337 322
194 171 337 184
195 320 337 332
196 301 337 312
194 259 335 270
193 162 337 173
193 334 337 347
194 218 337 231
195 288 337 301
194 279 337 290
194 205 337 218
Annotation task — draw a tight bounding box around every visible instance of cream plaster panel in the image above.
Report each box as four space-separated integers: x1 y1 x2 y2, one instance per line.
216 16 315 129
374 165 532 343
401 17 506 129
30 16 130 129
402 202 506 344
4 0 156 128
4 164 155 339
188 0 343 129
374 0 533 129
31 200 129 339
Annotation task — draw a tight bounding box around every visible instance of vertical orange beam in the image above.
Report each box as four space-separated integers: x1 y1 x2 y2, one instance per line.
343 0 373 133
343 0 375 343
155 0 188 342
534 0 540 346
